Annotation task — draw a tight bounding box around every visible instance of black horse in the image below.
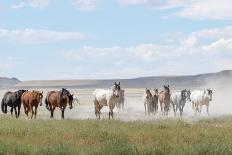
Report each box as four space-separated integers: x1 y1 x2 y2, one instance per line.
1 89 27 118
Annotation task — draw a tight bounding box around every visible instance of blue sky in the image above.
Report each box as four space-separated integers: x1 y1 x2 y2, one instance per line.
0 0 232 80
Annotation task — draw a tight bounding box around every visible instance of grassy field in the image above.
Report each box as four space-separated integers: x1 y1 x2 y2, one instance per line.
0 116 232 155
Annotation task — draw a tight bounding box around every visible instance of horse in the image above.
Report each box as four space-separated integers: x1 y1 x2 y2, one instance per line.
170 89 191 116
159 85 171 115
116 89 125 112
21 90 43 119
143 88 153 115
190 89 213 115
93 82 121 119
151 89 159 114
1 89 27 118
45 88 74 119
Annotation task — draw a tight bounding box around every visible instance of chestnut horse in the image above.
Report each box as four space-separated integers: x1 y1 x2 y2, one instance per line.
21 90 43 119
45 88 73 119
159 85 171 115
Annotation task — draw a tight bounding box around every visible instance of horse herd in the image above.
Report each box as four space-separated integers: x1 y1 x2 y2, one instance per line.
0 82 213 120
143 85 213 117
1 88 73 119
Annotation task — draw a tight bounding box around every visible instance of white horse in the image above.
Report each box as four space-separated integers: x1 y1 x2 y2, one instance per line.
93 82 121 119
143 88 153 115
170 89 191 116
190 89 213 115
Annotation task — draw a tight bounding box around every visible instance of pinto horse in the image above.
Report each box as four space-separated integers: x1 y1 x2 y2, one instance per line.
159 85 171 115
93 82 121 119
21 90 43 119
1 89 27 118
45 88 74 119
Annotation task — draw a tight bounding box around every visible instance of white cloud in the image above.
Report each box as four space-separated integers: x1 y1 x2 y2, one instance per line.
176 0 232 20
72 0 99 11
119 0 232 20
0 28 85 44
61 26 232 78
11 0 50 9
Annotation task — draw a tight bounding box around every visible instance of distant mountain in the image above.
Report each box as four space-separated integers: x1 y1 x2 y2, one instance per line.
0 77 20 88
14 70 232 89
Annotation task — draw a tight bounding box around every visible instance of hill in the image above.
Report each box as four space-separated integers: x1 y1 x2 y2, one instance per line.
14 70 232 89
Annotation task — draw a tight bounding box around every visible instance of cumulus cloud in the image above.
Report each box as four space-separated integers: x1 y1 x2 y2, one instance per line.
72 0 99 11
0 28 85 44
11 0 51 9
61 26 232 78
119 0 232 20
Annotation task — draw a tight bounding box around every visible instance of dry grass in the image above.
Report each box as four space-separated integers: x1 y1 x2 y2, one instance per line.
0 116 232 154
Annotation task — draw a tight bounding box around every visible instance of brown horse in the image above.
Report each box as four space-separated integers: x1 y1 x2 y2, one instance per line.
143 88 153 115
21 90 43 119
152 89 159 114
45 88 73 119
159 85 171 115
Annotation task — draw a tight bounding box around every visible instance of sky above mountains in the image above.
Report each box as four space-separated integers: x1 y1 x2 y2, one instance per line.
0 0 232 80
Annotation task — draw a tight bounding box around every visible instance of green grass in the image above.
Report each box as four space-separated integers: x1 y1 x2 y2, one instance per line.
0 116 232 154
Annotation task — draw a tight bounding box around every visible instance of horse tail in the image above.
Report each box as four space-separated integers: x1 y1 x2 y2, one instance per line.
45 96 50 111
1 98 6 114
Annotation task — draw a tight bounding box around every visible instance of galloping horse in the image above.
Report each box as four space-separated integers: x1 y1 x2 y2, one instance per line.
171 89 191 116
45 88 74 119
1 89 27 118
116 89 125 112
191 89 213 115
93 82 121 119
151 89 159 114
21 90 43 119
159 85 171 115
143 88 153 115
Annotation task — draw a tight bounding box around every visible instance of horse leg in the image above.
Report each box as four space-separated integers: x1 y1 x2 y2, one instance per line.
172 104 176 116
61 107 65 119
34 106 38 119
51 107 55 119
199 104 202 115
30 106 34 119
206 104 209 116
10 107 13 116
144 103 147 116
14 107 17 118
17 105 21 118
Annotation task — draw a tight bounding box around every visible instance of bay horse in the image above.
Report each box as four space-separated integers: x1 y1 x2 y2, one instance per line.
159 85 171 115
93 82 121 119
1 89 27 118
143 88 153 115
21 90 43 119
45 88 74 119
191 89 213 115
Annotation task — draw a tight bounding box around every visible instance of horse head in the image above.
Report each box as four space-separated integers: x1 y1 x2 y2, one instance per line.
163 85 170 94
33 90 43 106
15 89 28 100
60 88 74 109
68 94 74 109
181 89 191 102
154 89 159 96
112 82 121 98
207 89 213 101
145 88 152 99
